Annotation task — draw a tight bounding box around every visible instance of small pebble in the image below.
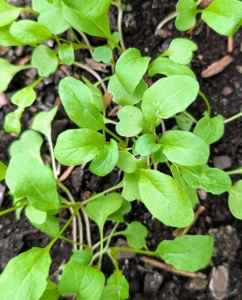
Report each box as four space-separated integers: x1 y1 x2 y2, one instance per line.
213 156 231 170
144 272 163 295
209 265 229 300
184 277 208 292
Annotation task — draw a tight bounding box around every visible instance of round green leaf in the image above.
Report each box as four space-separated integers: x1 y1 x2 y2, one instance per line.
134 134 161 156
58 43 74 65
0 2 21 27
25 205 47 225
120 221 148 249
93 45 112 63
12 86 36 108
228 181 242 219
175 0 198 31
116 151 147 174
4 111 21 134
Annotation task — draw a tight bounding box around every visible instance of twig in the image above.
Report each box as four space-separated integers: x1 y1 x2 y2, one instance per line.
140 256 207 279
59 166 75 182
155 11 177 34
227 36 233 53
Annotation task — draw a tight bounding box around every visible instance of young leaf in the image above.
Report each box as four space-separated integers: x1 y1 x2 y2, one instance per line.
180 164 232 194
156 235 214 272
85 193 123 230
160 130 209 166
31 214 59 237
174 112 194 131
139 169 194 227
0 58 30 92
122 172 141 201
103 270 129 300
0 161 7 181
31 106 58 137
0 26 24 46
33 0 70 34
4 111 21 134
116 151 147 174
32 45 58 77
10 20 52 44
0 1 21 27
70 250 92 265
193 114 224 144
90 139 119 176
63 0 112 20
154 149 168 163
108 199 131 222
108 74 147 106
0 247 51 300
148 57 196 78
58 43 74 65
134 134 161 156
9 130 43 162
62 3 112 39
5 154 59 211
142 75 199 124
119 221 148 249
59 76 105 130
93 45 113 63
100 286 123 300
116 106 144 137
201 0 242 36
162 38 197 65
175 0 198 31
39 279 60 300
82 77 105 111
228 181 242 219
12 86 36 108
25 205 47 225
54 128 105 166
58 261 105 300
115 48 150 93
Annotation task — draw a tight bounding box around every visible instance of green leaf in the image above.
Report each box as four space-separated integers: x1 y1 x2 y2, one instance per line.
0 1 21 27
58 261 105 300
142 75 199 124
0 161 7 181
5 154 59 211
180 164 231 194
104 270 129 300
90 139 119 176
160 130 209 166
62 3 112 39
59 76 105 130
31 106 58 137
12 86 36 108
122 172 141 201
228 181 242 219
54 128 105 166
100 286 123 300
33 0 70 34
193 114 224 144
148 57 196 78
116 151 147 173
162 38 198 65
115 48 150 94
156 235 214 272
0 247 51 300
116 106 144 137
0 58 30 92
31 214 59 237
139 169 193 227
201 0 242 36
85 193 123 230
120 221 148 249
32 45 58 77
93 45 112 63
0 26 24 46
82 77 105 111
62 0 112 20
58 43 74 65
10 20 52 44
4 111 21 134
25 205 47 224
9 130 43 162
154 149 168 163
108 75 147 106
174 112 194 131
175 0 198 31
70 250 92 265
134 134 161 156
39 279 60 300
108 199 131 222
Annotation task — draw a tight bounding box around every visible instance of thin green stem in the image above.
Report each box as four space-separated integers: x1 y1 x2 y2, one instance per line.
30 76 44 89
226 168 242 175
97 228 104 269
0 201 28 216
60 235 90 249
111 246 158 257
20 7 40 15
182 110 198 124
224 111 242 124
198 90 211 116
57 180 76 203
117 7 126 51
92 222 120 251
103 126 125 145
47 133 57 178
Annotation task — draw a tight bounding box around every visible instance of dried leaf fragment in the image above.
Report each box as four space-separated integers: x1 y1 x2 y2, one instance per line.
201 55 234 78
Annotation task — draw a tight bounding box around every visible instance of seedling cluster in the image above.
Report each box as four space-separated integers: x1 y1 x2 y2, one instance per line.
0 0 242 299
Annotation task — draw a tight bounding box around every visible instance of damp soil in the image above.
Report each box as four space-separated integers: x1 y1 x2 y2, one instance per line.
1 0 242 299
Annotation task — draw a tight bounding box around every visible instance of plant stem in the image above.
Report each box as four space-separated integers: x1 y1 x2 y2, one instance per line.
117 6 126 51
224 111 242 124
111 246 158 257
47 134 57 178
20 7 40 15
198 90 211 116
226 168 242 175
0 201 28 216
182 110 198 124
103 126 125 145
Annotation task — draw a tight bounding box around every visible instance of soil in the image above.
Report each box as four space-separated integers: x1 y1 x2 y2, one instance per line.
1 0 242 299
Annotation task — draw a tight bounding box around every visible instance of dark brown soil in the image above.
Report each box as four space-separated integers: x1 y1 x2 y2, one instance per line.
1 0 242 299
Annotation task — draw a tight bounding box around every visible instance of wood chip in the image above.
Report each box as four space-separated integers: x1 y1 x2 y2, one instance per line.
104 92 113 108
201 55 234 78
